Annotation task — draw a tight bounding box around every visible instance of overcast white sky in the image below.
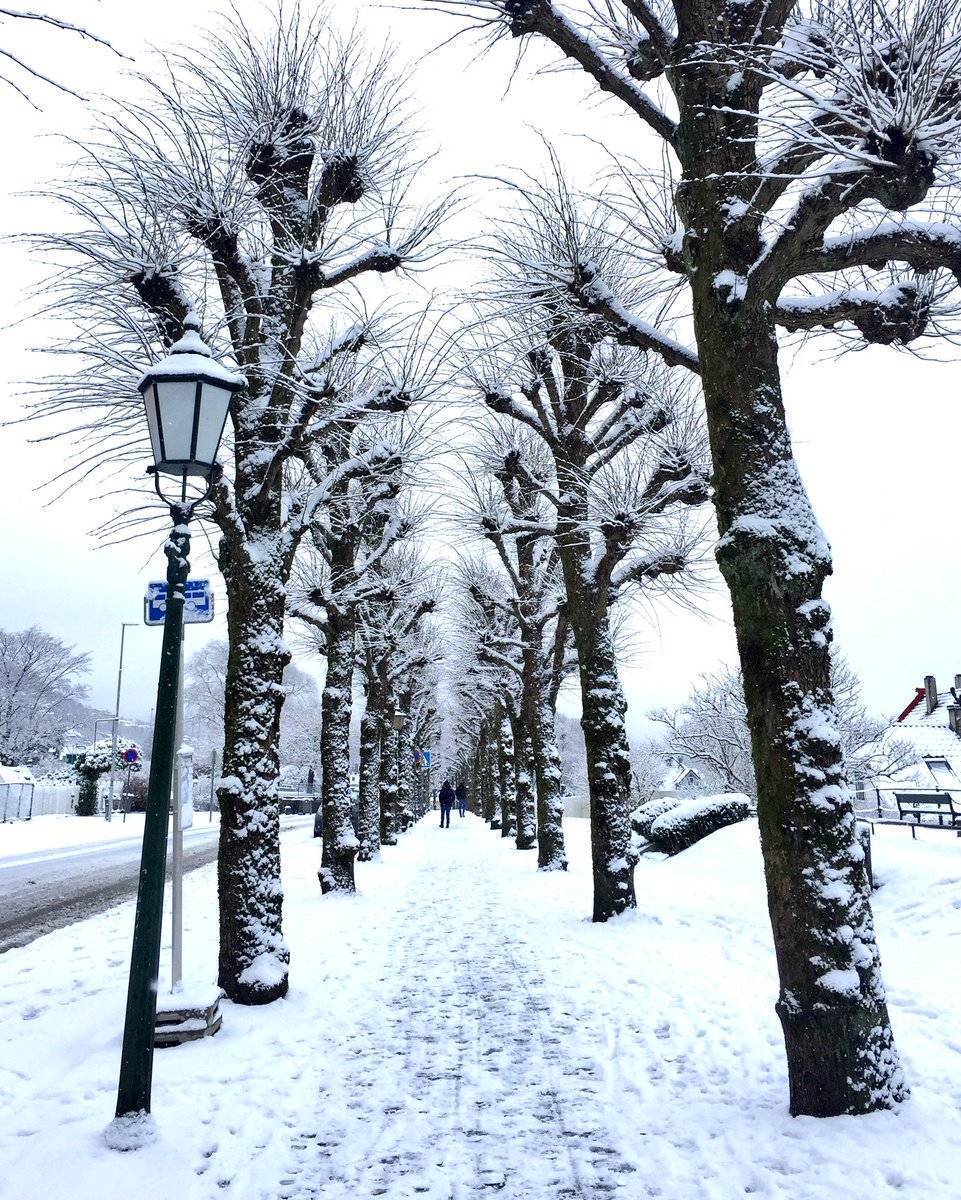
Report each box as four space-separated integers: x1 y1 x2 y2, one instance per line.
0 0 958 737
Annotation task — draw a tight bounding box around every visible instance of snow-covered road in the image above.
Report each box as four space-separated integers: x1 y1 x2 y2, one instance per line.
2 813 960 1199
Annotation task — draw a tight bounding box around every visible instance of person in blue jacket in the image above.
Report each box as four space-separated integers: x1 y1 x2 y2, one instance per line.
438 780 455 828
455 780 467 818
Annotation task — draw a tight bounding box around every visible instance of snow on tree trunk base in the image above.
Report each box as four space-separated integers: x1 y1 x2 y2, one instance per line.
216 563 290 1006
779 1000 907 1118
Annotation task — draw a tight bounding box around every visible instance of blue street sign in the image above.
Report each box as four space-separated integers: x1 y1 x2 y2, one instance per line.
144 579 215 626
423 749 432 769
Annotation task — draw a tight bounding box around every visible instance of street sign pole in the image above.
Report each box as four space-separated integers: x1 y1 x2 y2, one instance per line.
171 641 186 992
106 623 137 823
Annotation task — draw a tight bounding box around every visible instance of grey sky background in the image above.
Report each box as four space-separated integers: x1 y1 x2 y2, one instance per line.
0 0 958 737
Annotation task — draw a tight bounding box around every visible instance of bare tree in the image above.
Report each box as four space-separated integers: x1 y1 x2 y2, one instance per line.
461 190 710 919
425 0 961 1114
461 437 570 868
654 656 916 796
0 625 89 764
32 8 446 1004
291 416 418 894
355 551 437 856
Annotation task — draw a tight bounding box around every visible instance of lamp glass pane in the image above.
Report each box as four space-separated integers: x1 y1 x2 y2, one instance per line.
142 384 163 465
193 381 233 466
155 379 199 463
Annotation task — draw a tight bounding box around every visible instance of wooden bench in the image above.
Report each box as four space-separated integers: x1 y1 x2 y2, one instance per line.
893 792 961 837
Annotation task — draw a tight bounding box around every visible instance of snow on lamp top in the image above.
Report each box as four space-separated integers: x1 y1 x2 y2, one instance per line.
138 314 246 478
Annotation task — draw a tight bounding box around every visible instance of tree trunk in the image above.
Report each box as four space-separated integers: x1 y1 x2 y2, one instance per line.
511 719 537 850
488 723 502 830
217 555 289 1004
671 26 906 1113
318 618 357 893
572 616 636 920
529 689 567 871
356 700 381 862
397 734 414 833
498 716 517 840
379 718 399 846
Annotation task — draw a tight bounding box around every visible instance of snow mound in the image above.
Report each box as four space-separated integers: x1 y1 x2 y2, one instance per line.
649 792 753 855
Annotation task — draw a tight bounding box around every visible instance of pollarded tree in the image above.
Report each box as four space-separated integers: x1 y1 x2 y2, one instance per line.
355 551 438 856
463 228 709 918
425 0 961 1115
34 9 446 1003
462 438 569 868
290 414 416 894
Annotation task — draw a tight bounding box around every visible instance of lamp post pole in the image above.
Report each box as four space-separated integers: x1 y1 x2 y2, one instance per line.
106 623 137 823
113 312 243 1129
115 507 191 1119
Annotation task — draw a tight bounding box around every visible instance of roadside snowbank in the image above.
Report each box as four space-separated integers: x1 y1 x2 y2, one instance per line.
0 812 221 862
0 815 958 1199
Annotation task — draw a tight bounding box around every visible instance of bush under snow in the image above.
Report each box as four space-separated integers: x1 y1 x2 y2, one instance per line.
648 793 753 855
630 795 683 841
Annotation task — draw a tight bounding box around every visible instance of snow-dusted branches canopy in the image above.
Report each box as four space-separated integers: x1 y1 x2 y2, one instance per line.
290 408 423 896
0 625 89 765
457 163 711 917
425 0 961 1116
0 7 122 105
354 546 439 857
28 4 447 1007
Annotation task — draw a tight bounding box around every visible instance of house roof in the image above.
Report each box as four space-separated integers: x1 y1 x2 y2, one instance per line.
884 684 961 783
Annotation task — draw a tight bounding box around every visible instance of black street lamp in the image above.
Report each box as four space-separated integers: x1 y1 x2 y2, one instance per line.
114 315 243 1127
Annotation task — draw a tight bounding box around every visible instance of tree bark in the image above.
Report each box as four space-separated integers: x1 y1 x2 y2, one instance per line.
571 616 636 920
673 23 906 1113
356 695 381 861
497 716 516 839
318 618 358 893
529 689 567 871
217 551 290 1004
379 718 399 846
511 719 538 850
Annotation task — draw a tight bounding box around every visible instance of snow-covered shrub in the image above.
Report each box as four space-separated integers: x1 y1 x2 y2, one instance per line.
648 793 752 855
72 737 142 815
630 795 682 841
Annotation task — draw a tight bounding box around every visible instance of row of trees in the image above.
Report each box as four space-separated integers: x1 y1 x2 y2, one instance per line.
24 0 961 1121
420 0 961 1117
33 11 448 1005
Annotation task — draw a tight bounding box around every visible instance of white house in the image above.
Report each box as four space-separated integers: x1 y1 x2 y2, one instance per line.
859 674 961 814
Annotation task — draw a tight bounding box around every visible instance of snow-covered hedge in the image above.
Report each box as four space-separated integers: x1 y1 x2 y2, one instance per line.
630 795 682 841
648 793 753 855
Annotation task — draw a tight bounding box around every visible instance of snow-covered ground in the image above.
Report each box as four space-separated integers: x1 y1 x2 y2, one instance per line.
1 814 959 1199
0 812 221 861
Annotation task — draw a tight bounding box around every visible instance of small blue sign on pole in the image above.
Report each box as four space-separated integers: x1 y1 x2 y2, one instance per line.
423 749 432 769
144 579 215 626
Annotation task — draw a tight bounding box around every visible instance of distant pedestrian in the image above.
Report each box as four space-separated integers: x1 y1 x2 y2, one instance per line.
439 780 455 828
455 781 467 818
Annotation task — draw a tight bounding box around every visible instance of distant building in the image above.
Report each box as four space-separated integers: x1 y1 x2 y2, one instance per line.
859 674 961 812
655 756 707 799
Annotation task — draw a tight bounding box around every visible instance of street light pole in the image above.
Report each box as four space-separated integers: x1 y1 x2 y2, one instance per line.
115 509 191 1118
114 314 243 1128
106 623 138 823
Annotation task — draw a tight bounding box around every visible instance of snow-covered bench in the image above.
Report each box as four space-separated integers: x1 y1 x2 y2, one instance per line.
892 792 961 837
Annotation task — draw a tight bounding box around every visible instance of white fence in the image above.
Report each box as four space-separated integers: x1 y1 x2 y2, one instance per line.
0 782 79 821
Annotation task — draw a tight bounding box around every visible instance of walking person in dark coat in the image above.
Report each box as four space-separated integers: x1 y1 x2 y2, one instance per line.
439 780 455 828
455 780 467 818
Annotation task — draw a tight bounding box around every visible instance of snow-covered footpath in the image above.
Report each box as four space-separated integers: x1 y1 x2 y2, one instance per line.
1 815 959 1200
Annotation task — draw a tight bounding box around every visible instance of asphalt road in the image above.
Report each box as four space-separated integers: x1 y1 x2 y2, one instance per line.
0 816 312 955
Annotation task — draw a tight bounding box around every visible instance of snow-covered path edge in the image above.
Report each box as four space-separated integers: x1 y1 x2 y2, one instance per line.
0 815 959 1200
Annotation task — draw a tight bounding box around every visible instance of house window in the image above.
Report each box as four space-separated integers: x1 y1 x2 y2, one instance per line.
925 758 958 788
